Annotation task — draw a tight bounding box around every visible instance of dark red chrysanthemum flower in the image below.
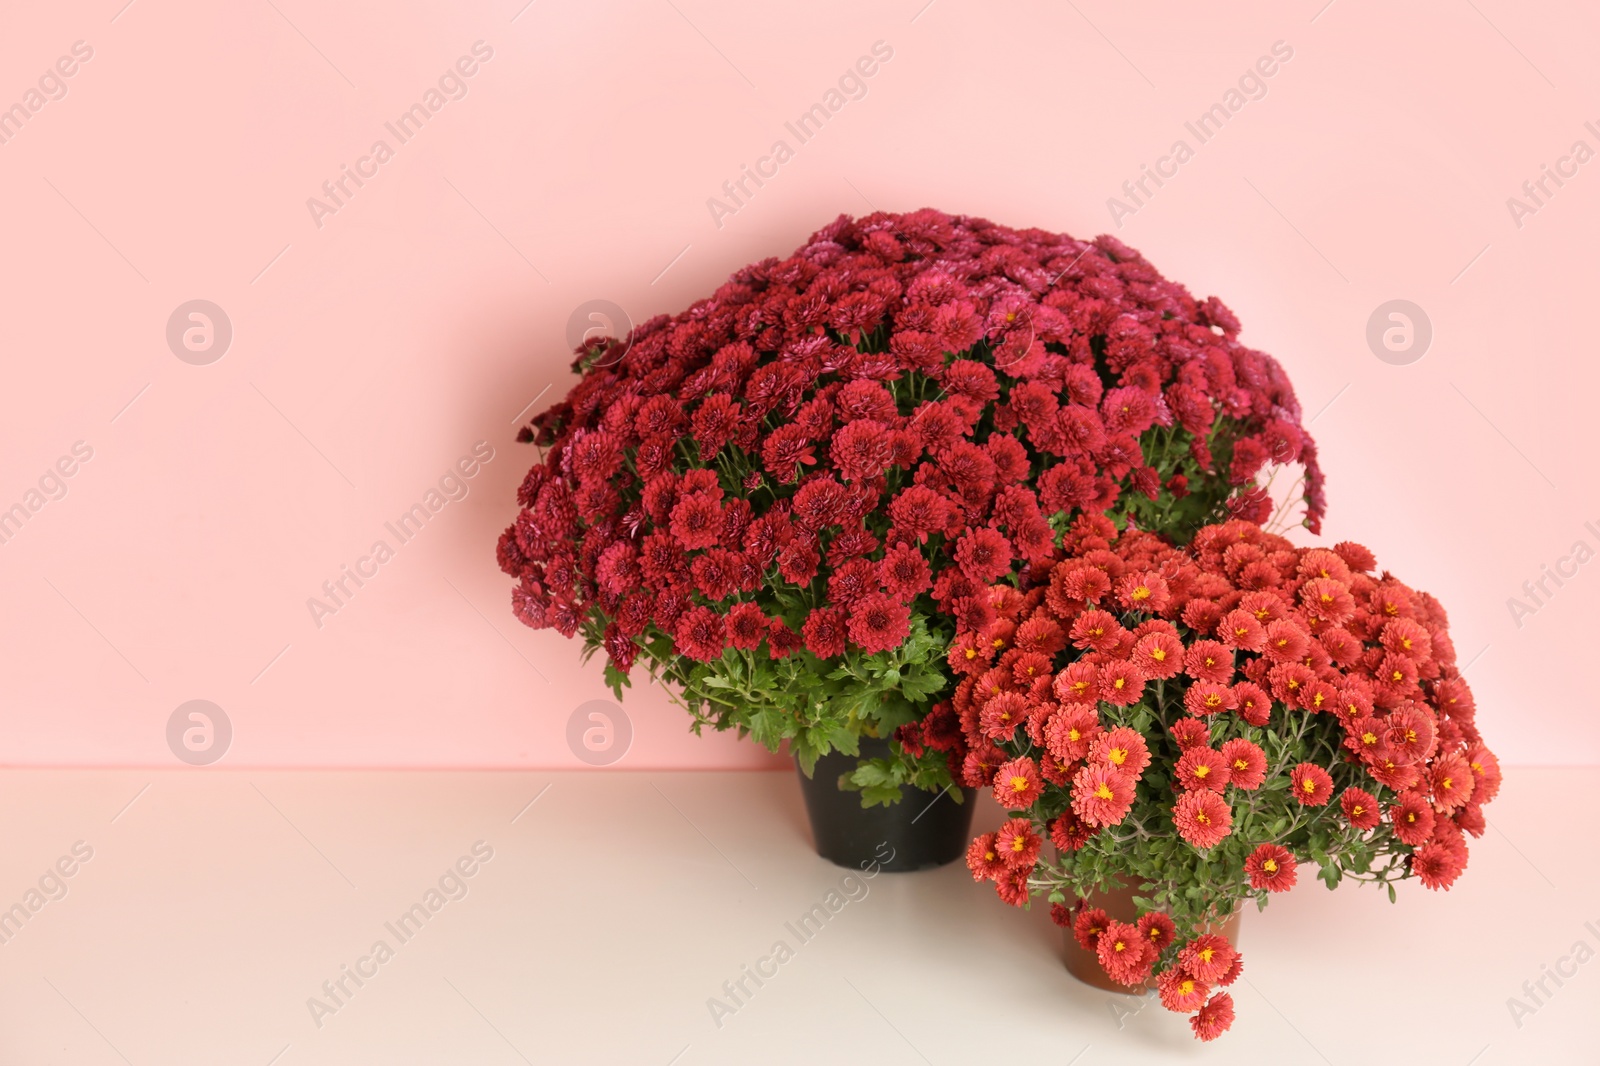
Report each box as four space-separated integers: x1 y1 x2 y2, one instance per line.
674 606 726 662
846 592 912 654
801 608 847 660
954 526 1014 583
724 602 768 650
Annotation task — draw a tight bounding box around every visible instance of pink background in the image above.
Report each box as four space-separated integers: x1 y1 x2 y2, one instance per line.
1 0 1593 769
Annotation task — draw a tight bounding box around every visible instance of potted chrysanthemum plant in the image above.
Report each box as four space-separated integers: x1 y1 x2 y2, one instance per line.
957 517 1499 1039
498 209 1326 870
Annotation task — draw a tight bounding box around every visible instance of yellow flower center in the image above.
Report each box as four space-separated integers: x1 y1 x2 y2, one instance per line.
1194 765 1210 778
1009 776 1029 793
1132 586 1151 601
1302 779 1316 792
1095 782 1114 800
1108 747 1128 765
1151 648 1166 661
1263 858 1278 872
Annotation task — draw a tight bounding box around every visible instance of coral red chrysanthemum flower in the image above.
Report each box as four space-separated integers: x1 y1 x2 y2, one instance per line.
1050 808 1096 851
1169 717 1211 750
1073 906 1110 951
979 691 1029 742
1178 933 1237 984
1412 841 1465 890
1052 661 1100 703
1391 791 1435 845
1088 726 1152 778
993 757 1044 809
1245 842 1297 891
1174 746 1231 792
1044 703 1101 762
1217 609 1267 652
1173 790 1232 849
965 832 1007 882
1158 967 1211 1012
1098 921 1154 986
1232 682 1272 726
1191 992 1235 1041
1117 571 1171 613
1133 630 1185 679
1430 753 1475 812
994 867 1031 906
1071 763 1136 827
1184 640 1235 684
1098 660 1147 706
1340 787 1382 830
1184 681 1236 717
1070 609 1127 654
1262 619 1310 663
996 817 1042 869
1219 738 1267 790
1289 762 1334 806
1138 911 1177 951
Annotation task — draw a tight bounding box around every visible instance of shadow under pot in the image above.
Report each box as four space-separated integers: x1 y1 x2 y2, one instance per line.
794 735 975 873
1062 883 1242 993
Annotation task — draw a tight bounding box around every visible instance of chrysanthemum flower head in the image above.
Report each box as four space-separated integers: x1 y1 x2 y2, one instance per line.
995 817 1041 869
1173 790 1232 849
1191 991 1236 1041
1137 911 1177 951
1289 762 1334 806
1244 842 1297 891
1178 933 1237 984
992 756 1043 809
965 832 1006 882
1088 725 1151 778
1073 906 1110 951
1071 762 1136 827
1219 738 1267 790
1097 921 1155 986
1175 746 1231 792
1339 787 1382 830
1158 967 1211 1012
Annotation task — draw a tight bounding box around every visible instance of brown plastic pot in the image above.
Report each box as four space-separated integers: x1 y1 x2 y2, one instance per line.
1061 883 1241 993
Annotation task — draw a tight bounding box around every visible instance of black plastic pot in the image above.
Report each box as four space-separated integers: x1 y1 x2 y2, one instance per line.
795 736 976 872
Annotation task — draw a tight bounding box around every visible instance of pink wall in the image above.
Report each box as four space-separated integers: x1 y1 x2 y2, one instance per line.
1 0 1592 768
